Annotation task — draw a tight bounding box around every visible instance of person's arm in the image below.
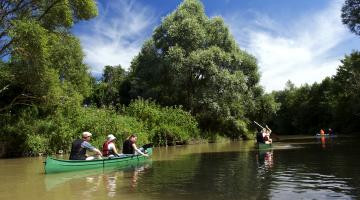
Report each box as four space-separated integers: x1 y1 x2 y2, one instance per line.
82 141 103 157
111 144 119 155
132 143 148 157
93 148 103 157
266 125 272 134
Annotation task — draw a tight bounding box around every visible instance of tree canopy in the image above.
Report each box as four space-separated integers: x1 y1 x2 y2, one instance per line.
341 0 360 35
0 0 97 113
0 0 98 157
128 0 276 138
271 51 360 134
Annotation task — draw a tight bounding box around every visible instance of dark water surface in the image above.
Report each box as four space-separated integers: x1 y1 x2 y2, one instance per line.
0 136 359 200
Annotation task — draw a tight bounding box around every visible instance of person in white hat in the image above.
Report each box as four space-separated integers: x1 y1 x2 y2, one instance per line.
102 134 120 158
69 131 103 160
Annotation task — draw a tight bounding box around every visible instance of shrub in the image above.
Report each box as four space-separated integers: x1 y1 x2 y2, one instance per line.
125 99 200 146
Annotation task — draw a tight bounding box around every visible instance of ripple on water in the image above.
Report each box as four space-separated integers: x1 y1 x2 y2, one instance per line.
270 169 355 199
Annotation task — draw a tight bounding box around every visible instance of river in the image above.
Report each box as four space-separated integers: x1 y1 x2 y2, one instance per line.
0 136 359 200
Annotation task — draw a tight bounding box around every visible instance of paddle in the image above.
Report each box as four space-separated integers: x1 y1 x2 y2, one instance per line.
254 121 280 142
254 121 265 129
254 121 265 141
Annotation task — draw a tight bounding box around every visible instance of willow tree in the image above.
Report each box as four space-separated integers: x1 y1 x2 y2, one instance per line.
0 1 98 156
129 0 270 138
0 0 97 113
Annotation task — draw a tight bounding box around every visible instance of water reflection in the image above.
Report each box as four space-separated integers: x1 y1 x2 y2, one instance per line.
321 136 326 149
45 161 152 196
270 169 355 199
80 163 151 199
2 138 360 200
257 149 274 170
316 136 335 149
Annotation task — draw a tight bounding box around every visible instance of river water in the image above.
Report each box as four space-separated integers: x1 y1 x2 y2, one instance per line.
0 136 359 200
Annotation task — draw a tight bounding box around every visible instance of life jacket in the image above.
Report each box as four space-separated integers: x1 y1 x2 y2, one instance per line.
69 139 86 160
320 129 325 135
102 141 114 156
122 139 134 154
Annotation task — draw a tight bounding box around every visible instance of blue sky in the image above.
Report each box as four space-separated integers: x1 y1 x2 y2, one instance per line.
72 0 360 92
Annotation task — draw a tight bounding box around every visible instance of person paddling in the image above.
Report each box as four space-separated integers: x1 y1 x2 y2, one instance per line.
254 121 272 144
122 134 149 157
264 125 272 144
69 132 102 160
328 128 333 135
102 134 121 158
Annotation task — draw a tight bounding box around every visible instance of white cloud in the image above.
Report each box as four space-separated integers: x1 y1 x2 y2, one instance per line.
76 0 156 74
225 1 357 92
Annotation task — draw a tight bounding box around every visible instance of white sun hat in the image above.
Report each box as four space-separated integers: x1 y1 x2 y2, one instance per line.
107 134 116 141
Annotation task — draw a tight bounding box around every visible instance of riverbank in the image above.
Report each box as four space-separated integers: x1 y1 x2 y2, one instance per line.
0 99 202 158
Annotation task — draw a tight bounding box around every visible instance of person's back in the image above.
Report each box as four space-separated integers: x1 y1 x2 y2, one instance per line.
256 131 265 143
69 138 86 160
122 139 134 154
122 134 149 157
69 132 103 160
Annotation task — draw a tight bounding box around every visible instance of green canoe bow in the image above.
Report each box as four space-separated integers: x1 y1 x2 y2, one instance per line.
256 143 272 150
44 148 152 174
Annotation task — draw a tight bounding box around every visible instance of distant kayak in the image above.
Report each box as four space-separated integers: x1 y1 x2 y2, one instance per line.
315 134 337 138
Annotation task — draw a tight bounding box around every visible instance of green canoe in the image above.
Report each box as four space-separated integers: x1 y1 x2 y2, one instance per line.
44 148 152 174
256 143 272 150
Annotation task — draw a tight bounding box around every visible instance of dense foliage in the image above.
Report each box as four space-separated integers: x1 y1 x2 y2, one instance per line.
0 0 96 112
126 0 276 139
341 0 360 35
1 98 199 157
125 99 199 146
271 52 360 135
0 0 99 157
0 0 319 157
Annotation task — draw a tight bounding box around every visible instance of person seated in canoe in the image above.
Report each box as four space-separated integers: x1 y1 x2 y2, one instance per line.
264 125 272 144
102 134 121 158
327 128 333 135
122 134 149 157
256 129 265 144
69 132 103 160
320 129 325 135
256 126 271 144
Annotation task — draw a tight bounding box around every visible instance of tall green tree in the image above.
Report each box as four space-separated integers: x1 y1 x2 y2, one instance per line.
0 0 97 113
270 52 360 135
129 0 272 138
341 0 360 35
332 51 360 132
90 65 128 107
0 0 98 156
0 0 98 57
